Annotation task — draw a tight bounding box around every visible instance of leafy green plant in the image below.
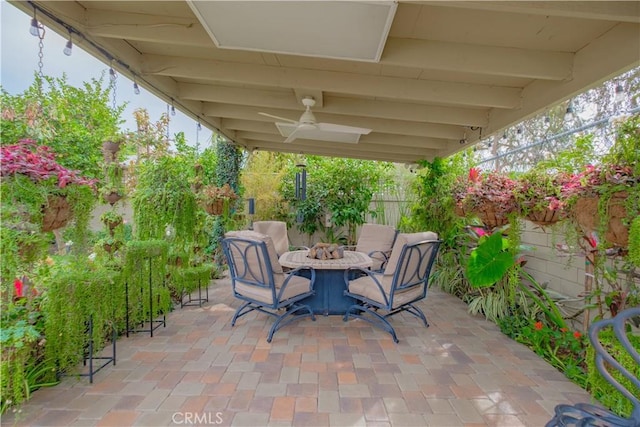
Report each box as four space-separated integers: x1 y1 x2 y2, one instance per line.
586 329 640 418
498 314 587 387
1 74 124 179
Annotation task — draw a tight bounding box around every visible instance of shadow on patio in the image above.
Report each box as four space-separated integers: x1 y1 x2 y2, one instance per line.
4 277 591 427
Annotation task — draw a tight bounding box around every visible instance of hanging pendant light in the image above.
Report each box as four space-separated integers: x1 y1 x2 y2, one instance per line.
63 34 73 56
29 10 41 37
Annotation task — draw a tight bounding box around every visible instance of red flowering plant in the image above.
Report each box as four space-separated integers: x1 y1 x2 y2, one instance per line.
454 168 518 228
499 315 588 385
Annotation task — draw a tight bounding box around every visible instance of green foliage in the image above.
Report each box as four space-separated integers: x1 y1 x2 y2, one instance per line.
122 240 171 327
242 151 289 221
38 256 120 377
132 155 198 247
173 264 216 295
629 217 640 267
209 138 243 264
466 232 513 288
0 289 50 413
537 134 596 174
603 114 640 176
1 74 125 178
587 329 640 418
402 156 470 244
498 314 587 387
281 156 391 244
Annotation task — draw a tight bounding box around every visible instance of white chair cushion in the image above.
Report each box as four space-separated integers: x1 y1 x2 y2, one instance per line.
347 274 424 309
383 231 438 275
252 221 289 256
225 230 283 274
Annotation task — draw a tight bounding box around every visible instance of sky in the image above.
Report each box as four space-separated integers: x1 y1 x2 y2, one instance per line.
0 1 214 148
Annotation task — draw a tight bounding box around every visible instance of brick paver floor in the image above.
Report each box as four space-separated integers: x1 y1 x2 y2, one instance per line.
3 276 592 426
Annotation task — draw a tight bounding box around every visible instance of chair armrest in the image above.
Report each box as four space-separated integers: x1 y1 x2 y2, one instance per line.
343 267 389 306
278 266 316 300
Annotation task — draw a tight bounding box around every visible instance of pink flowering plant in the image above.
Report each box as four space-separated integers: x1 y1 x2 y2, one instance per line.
454 168 518 223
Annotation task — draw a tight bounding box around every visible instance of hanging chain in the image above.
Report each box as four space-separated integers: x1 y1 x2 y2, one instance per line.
36 25 46 97
109 64 117 110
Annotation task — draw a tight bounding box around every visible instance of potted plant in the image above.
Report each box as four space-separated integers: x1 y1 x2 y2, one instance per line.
199 183 238 216
100 210 123 231
454 168 518 229
0 139 97 240
514 169 570 227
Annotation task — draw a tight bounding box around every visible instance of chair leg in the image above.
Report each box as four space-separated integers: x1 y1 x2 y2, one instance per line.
266 303 315 343
344 304 399 343
231 301 254 326
399 303 429 327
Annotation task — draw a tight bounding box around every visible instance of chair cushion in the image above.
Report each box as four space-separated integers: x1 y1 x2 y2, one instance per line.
348 274 424 309
356 224 396 254
225 230 283 274
252 221 289 256
235 273 311 305
383 231 438 275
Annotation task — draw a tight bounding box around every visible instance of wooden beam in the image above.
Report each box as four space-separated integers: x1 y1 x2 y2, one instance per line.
422 1 640 23
179 83 489 127
382 38 573 80
143 55 522 109
236 131 451 150
205 104 467 140
243 140 437 163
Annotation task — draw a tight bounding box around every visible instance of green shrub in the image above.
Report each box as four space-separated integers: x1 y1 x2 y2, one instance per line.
587 330 640 417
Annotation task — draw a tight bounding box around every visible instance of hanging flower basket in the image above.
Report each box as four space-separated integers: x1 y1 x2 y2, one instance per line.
525 208 563 227
102 141 121 163
104 191 123 205
199 183 237 216
42 195 72 232
204 199 226 216
574 191 629 247
473 202 510 229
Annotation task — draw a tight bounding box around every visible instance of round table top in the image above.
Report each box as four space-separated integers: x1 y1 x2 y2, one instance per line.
279 250 372 270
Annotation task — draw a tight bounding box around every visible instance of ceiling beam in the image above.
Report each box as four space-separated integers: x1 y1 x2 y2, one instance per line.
85 9 212 47
235 131 451 150
421 1 640 24
83 9 573 80
242 140 436 164
206 104 467 140
179 83 488 127
382 38 573 80
486 22 640 137
142 55 522 109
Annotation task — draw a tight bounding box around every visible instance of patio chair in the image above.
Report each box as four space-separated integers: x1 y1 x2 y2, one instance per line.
545 306 640 427
353 223 398 272
343 231 441 343
252 221 302 256
223 230 316 343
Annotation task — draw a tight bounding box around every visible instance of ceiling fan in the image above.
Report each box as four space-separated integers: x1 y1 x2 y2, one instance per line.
259 96 372 144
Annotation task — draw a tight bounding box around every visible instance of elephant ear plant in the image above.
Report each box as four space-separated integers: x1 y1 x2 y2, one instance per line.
466 226 567 330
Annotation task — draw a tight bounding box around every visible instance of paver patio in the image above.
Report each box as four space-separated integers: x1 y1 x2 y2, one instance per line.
3 276 592 426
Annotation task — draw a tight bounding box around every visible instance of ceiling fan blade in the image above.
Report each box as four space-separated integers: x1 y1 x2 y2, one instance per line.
317 122 372 134
283 126 300 143
258 112 298 124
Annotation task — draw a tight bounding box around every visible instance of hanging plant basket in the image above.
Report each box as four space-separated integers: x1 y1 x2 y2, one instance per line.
102 140 121 154
104 217 123 231
204 199 225 216
473 202 510 229
104 191 123 205
524 207 564 227
42 195 72 232
574 191 629 247
102 141 121 163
